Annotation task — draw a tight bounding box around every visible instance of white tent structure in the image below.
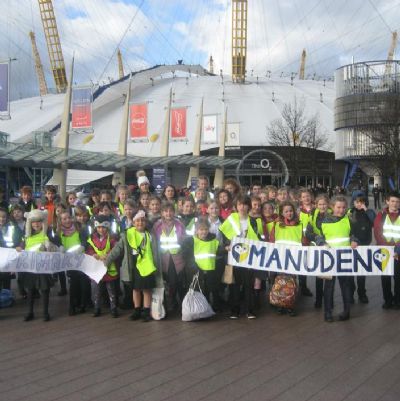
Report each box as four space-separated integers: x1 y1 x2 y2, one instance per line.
0 64 335 188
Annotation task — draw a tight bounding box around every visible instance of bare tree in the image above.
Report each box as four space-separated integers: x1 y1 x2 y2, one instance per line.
267 98 329 185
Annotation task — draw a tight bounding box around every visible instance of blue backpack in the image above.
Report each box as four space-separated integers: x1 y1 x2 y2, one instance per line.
0 289 15 308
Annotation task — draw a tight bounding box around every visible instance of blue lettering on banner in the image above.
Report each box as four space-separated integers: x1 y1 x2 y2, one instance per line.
353 249 372 273
320 250 334 273
284 249 301 272
249 245 265 266
265 248 282 270
336 249 353 273
302 249 319 272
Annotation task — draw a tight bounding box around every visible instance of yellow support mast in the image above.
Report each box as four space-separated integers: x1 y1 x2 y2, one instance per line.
29 31 48 96
117 49 125 79
299 49 306 80
232 0 248 83
38 0 67 93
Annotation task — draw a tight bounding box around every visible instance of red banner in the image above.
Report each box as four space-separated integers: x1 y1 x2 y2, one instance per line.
129 103 148 141
71 87 92 130
170 107 187 140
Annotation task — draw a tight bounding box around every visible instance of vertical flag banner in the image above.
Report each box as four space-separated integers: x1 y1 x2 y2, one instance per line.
153 167 166 195
71 86 92 131
226 122 241 147
0 62 10 120
202 114 218 143
129 103 148 142
171 107 187 141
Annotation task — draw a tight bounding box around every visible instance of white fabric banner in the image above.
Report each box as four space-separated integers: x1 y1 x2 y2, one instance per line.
225 122 240 147
228 238 394 276
0 248 107 283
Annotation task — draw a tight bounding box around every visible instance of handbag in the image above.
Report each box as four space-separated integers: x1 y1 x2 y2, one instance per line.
182 273 215 321
269 274 298 309
222 264 235 284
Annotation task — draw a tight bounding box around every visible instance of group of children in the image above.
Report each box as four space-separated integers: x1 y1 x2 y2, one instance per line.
0 177 399 324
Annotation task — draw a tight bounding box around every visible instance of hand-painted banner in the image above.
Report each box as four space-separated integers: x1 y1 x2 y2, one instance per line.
71 86 92 130
171 107 187 141
0 248 107 283
228 237 394 276
226 123 240 147
202 114 217 143
0 62 10 119
129 103 148 141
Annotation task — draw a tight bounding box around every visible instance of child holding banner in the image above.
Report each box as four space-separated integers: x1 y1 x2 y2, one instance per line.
22 209 59 322
305 194 332 308
86 215 119 318
219 195 263 319
269 201 305 317
316 196 359 322
374 191 400 309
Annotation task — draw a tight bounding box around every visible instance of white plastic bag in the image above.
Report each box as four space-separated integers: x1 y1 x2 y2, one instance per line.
182 273 215 322
151 287 166 320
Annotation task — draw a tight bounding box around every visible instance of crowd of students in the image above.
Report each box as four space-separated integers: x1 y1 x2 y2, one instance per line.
0 172 399 324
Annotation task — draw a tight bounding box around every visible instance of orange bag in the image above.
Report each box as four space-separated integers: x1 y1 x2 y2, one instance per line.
269 274 298 309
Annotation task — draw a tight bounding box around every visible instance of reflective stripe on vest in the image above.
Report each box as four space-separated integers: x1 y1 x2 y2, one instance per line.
25 232 48 251
61 231 81 251
126 228 157 277
382 214 400 242
160 226 181 254
185 217 197 236
274 223 303 246
3 225 15 248
87 236 118 277
193 237 219 271
321 217 351 247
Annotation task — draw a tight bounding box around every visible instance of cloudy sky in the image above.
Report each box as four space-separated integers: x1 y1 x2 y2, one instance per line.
1 0 399 99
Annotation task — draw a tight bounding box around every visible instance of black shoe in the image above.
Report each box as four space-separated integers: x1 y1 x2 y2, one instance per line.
79 306 86 314
324 313 334 323
24 313 34 322
288 309 297 317
301 287 313 297
93 309 101 317
382 302 393 309
58 290 67 297
229 312 239 319
277 308 286 315
246 312 257 319
359 295 369 304
69 307 76 316
43 313 51 322
142 308 151 322
130 308 141 321
111 308 119 318
338 312 350 321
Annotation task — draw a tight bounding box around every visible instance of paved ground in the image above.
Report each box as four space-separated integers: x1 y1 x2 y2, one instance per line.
1 277 400 401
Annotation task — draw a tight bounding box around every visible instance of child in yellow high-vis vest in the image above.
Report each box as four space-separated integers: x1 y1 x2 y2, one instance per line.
86 215 119 318
219 195 263 319
105 210 157 322
315 196 359 322
22 209 59 322
183 218 223 312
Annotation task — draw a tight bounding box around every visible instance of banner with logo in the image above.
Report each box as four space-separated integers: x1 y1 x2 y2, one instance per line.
130 103 148 141
170 107 187 141
228 238 394 276
202 114 217 143
153 167 166 195
0 248 107 283
0 62 10 120
71 86 92 131
226 122 240 147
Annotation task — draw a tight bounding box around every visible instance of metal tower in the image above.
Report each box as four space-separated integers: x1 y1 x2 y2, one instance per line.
299 49 306 80
29 31 48 96
209 55 214 74
117 49 124 79
38 0 67 93
232 0 247 83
